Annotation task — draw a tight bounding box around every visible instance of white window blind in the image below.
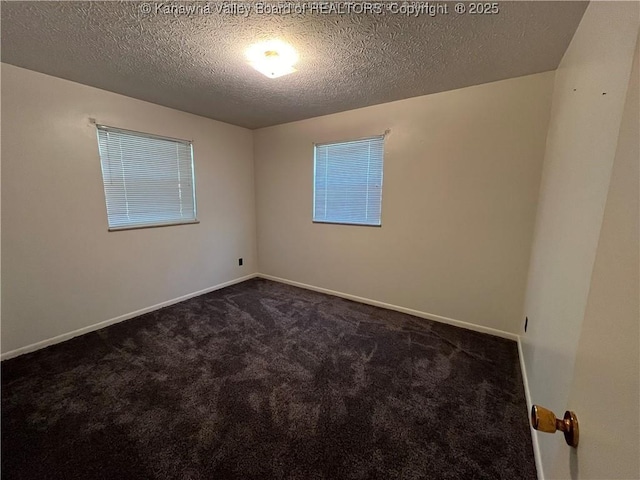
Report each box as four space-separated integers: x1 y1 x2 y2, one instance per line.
96 125 197 230
313 136 384 226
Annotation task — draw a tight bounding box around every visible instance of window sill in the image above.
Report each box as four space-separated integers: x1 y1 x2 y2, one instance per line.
108 219 200 232
312 220 381 227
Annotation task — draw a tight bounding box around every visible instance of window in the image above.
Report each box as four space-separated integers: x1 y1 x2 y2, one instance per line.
96 125 197 231
313 136 384 226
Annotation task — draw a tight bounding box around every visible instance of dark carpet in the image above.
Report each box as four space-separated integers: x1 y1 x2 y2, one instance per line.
2 278 536 480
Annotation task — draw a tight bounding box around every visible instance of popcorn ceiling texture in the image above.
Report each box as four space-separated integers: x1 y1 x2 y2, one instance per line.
1 1 586 129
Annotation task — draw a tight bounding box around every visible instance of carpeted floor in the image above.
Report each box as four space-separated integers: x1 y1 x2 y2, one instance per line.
1 278 536 479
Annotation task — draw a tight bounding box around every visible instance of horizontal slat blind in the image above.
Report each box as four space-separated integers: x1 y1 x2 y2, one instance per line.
314 136 384 226
96 126 197 230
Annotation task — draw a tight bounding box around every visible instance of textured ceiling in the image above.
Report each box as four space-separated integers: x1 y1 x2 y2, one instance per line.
1 1 587 129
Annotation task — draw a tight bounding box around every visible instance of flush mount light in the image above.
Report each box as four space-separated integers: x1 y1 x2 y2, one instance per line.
246 40 298 78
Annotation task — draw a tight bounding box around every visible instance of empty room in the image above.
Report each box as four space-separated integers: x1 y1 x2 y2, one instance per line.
1 1 638 479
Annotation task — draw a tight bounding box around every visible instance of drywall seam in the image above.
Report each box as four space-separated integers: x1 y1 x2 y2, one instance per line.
258 273 518 341
0 273 259 361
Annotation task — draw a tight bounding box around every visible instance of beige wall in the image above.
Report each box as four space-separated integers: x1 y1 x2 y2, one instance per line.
254 72 554 334
1 64 257 354
2 9 638 477
520 2 639 478
551 32 639 480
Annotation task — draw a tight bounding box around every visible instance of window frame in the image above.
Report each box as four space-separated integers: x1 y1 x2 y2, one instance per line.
312 135 385 227
95 124 199 232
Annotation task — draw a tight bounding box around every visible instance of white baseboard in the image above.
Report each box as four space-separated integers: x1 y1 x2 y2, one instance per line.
518 337 544 480
257 273 518 341
257 274 539 475
0 273 259 361
2 271 540 474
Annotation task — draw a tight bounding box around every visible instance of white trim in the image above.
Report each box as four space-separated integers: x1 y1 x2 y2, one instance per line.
259 273 541 473
257 273 518 341
0 273 258 361
2 271 539 472
518 337 544 480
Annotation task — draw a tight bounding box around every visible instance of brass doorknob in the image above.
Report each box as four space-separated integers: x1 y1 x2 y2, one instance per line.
531 405 579 448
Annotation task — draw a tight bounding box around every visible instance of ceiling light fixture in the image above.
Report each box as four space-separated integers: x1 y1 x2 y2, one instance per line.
246 40 298 79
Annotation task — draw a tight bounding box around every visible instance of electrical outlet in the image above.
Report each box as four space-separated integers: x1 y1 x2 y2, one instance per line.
238 258 243 266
